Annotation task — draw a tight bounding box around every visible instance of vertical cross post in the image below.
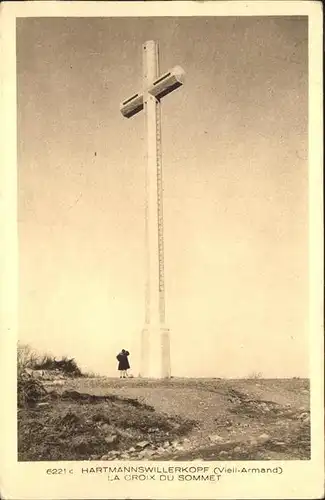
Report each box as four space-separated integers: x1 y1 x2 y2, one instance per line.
120 40 185 379
141 41 170 378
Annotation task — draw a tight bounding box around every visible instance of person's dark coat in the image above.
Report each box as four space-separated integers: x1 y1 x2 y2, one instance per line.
117 351 130 371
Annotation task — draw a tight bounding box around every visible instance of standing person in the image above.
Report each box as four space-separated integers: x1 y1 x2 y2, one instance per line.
116 349 130 378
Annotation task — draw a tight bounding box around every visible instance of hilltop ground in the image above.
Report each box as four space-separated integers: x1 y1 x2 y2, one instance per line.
18 376 310 462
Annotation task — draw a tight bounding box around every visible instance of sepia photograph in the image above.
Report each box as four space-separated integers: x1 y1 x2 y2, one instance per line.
0 1 323 499
16 13 311 463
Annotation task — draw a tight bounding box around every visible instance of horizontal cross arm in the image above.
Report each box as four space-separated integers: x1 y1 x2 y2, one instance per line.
148 65 185 100
120 66 185 119
120 92 144 118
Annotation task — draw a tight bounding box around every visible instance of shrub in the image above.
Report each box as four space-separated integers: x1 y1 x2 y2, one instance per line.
32 356 82 376
17 343 39 375
18 370 48 408
17 342 83 379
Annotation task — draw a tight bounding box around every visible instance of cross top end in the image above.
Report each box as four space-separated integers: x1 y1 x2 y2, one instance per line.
143 40 157 50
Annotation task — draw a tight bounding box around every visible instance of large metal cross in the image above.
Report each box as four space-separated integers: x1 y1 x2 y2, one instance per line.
120 40 185 378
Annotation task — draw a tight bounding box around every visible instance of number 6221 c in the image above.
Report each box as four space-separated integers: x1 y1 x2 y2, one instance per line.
46 468 73 475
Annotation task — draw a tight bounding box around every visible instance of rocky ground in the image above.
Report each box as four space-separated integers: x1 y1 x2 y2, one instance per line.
18 375 310 461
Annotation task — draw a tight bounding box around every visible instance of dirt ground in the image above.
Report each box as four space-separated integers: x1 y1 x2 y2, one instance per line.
18 377 310 461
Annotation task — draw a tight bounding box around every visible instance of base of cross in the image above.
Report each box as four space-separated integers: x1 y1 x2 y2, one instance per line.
140 325 171 378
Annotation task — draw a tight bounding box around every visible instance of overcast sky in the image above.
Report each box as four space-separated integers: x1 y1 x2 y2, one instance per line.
17 16 308 378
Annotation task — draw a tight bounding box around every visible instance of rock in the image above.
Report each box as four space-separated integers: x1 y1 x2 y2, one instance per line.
156 446 165 454
298 412 309 420
171 440 179 447
136 441 150 449
101 423 111 432
209 434 224 443
219 450 228 457
233 446 241 453
163 441 170 448
105 435 117 445
120 453 130 460
144 449 156 457
258 433 270 443
181 439 191 450
37 402 50 407
138 450 147 459
249 438 258 446
117 429 133 438
101 455 110 460
128 447 136 452
174 444 184 451
272 441 286 450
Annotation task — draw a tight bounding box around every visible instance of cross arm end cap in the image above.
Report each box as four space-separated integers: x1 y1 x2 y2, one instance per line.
171 65 185 81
